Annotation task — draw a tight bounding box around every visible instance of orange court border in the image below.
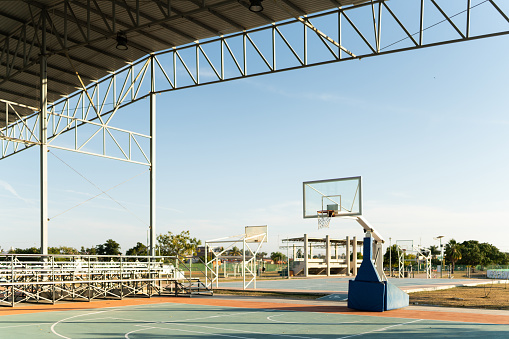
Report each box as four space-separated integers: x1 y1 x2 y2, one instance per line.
1 296 508 325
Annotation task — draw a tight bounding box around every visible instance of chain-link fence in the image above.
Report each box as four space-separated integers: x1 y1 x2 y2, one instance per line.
177 260 290 280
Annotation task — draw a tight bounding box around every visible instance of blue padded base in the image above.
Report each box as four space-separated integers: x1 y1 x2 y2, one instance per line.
384 281 409 311
348 280 385 312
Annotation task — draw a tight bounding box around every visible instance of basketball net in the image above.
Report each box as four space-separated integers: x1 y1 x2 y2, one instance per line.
317 211 333 229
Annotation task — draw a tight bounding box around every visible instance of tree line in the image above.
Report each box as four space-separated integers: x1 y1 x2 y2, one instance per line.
6 230 201 257
445 239 508 272
383 239 508 272
5 230 285 261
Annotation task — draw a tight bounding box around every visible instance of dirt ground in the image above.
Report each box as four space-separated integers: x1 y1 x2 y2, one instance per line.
409 281 509 310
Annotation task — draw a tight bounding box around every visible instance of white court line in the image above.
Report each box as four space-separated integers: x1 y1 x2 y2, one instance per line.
127 325 252 339
116 312 319 339
266 313 361 325
124 326 155 338
106 310 264 324
168 322 319 339
336 319 424 339
50 306 267 338
267 314 301 324
0 322 49 329
50 310 114 339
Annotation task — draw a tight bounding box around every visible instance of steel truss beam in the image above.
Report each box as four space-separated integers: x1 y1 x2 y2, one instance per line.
1 58 153 164
3 0 509 162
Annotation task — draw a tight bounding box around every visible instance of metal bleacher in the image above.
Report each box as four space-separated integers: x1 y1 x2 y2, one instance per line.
0 254 212 307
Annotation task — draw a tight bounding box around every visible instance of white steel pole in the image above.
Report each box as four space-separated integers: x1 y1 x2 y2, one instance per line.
149 55 156 256
242 239 246 289
389 237 392 277
304 234 309 277
346 236 350 276
287 236 290 279
326 235 330 276
40 10 48 255
352 236 357 276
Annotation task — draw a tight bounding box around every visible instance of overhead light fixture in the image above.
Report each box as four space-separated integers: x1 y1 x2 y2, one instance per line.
116 32 128 50
249 0 263 12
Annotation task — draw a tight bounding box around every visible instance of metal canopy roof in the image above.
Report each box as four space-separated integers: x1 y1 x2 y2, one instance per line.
282 237 363 246
0 0 369 128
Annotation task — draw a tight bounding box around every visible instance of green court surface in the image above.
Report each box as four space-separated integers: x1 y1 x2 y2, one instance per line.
1 302 508 339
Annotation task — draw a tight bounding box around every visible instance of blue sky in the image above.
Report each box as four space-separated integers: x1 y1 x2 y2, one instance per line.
1 4 509 255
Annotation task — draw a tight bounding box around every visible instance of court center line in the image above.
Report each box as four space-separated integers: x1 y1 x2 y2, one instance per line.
336 319 424 339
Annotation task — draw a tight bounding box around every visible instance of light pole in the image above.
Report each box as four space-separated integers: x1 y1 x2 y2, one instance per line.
389 237 392 278
434 236 445 278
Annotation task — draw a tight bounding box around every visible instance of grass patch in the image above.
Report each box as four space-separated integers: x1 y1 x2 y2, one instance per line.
410 282 509 310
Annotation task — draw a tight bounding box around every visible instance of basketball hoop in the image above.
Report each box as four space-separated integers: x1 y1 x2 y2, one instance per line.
317 210 335 229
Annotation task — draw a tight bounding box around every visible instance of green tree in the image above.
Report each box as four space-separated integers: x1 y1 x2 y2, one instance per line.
383 245 399 269
229 246 242 256
9 247 39 254
256 251 267 260
126 242 148 256
429 245 441 265
96 239 121 256
48 246 79 255
270 251 287 263
157 230 201 257
80 246 97 255
478 242 508 266
457 240 481 266
7 247 40 261
429 245 440 257
445 239 462 273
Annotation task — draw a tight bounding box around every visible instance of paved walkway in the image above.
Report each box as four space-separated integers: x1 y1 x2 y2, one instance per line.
216 276 499 294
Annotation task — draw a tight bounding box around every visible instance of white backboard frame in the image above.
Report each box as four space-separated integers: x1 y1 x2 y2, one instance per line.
245 225 268 243
303 176 362 218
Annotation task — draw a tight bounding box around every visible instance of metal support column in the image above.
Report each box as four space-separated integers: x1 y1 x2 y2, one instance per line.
40 11 48 255
242 238 246 289
149 55 156 256
352 236 357 276
325 235 330 276
346 236 351 276
304 234 308 277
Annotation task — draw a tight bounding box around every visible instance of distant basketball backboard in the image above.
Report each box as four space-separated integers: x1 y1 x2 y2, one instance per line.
396 240 414 252
245 225 268 243
303 176 362 218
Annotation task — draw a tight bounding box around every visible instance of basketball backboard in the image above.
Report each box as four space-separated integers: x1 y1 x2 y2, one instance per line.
245 225 268 243
303 176 362 218
396 240 414 252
